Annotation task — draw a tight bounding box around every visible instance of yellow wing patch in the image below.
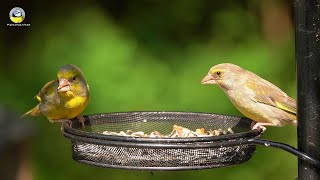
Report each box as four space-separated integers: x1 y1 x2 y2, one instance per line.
275 101 296 115
36 95 42 102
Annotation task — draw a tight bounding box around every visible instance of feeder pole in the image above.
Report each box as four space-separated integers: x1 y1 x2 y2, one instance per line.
295 0 320 179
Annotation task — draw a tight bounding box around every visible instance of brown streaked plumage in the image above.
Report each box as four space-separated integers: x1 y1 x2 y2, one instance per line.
201 63 296 131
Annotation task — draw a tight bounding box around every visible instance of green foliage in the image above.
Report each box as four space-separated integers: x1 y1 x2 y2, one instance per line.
0 2 296 180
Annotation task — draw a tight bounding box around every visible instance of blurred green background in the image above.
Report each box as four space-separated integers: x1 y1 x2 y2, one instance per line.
1 0 297 180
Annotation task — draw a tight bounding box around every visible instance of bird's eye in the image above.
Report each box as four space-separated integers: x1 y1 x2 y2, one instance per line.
216 71 221 76
73 76 76 80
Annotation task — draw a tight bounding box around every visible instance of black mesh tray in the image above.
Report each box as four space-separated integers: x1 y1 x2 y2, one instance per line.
62 111 261 170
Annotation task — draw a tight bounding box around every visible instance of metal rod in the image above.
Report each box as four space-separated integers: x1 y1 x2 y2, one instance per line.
295 0 320 179
249 139 320 169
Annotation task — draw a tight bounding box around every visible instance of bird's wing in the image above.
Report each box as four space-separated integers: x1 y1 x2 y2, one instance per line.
245 72 296 115
36 80 60 105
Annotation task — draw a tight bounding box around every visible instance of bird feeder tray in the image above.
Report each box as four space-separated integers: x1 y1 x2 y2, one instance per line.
62 111 320 171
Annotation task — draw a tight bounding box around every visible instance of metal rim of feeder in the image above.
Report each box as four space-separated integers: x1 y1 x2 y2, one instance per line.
62 111 261 170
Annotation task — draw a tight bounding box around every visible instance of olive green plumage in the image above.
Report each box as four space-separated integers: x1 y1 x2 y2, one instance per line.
22 64 89 125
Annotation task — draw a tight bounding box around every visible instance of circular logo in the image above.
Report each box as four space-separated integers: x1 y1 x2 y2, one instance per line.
9 7 25 23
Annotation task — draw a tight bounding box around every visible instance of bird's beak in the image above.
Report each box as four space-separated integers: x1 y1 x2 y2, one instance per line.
58 78 71 92
201 74 217 84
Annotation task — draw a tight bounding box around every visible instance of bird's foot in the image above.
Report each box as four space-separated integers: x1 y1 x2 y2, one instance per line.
77 116 85 128
251 122 275 132
252 124 267 132
51 119 72 128
65 119 73 127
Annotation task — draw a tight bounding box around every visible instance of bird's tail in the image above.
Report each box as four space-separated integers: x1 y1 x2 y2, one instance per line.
21 105 41 118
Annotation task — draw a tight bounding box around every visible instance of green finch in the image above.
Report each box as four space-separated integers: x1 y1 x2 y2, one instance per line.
22 64 89 127
201 63 296 131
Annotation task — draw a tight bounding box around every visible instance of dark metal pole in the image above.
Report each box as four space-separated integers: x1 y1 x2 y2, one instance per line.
295 0 320 179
